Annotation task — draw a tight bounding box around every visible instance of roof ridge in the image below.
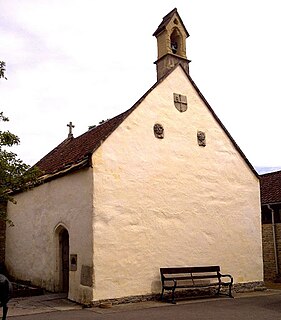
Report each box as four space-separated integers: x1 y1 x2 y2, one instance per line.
260 169 281 177
153 8 189 37
75 110 129 140
35 62 258 181
35 108 133 176
162 7 178 21
174 64 258 178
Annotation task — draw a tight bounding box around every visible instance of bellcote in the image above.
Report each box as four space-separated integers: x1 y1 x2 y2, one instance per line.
153 8 191 80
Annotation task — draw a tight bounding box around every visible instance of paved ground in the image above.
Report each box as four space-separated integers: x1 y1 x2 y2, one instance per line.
5 289 281 320
7 293 81 317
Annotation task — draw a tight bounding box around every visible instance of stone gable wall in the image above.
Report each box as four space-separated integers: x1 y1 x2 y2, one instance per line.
92 66 262 301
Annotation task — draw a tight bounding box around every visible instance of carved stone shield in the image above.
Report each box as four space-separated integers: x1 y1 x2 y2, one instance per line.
174 93 188 112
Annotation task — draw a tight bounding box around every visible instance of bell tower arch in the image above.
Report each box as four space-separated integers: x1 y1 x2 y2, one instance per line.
153 8 191 80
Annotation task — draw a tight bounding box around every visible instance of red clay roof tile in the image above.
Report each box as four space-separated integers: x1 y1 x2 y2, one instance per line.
260 170 281 204
36 110 130 175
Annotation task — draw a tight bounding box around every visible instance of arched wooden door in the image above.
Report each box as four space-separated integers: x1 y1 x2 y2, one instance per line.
59 228 69 293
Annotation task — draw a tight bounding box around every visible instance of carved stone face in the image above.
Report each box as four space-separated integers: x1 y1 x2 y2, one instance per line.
154 123 164 139
197 131 206 146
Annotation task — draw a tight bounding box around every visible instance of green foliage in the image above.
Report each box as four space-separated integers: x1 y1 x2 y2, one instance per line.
0 115 41 223
0 61 7 80
0 62 41 223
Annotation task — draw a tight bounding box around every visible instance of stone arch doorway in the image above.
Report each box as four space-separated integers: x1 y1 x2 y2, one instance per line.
55 225 69 293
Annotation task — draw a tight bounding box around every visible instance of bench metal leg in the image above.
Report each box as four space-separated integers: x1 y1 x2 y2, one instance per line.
2 304 8 320
217 284 234 298
229 284 234 298
160 287 164 301
171 279 177 304
217 283 221 296
171 288 176 304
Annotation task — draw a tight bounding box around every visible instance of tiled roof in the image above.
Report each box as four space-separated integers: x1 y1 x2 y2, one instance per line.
35 67 169 179
153 8 189 37
260 170 281 204
36 110 131 176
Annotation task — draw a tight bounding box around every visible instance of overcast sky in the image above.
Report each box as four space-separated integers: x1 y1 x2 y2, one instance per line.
1 0 281 172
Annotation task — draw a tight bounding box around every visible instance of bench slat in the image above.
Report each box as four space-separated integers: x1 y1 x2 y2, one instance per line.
160 266 220 274
163 274 219 280
163 282 220 288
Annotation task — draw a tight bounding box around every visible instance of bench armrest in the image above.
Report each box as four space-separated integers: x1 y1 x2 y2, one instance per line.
219 273 233 284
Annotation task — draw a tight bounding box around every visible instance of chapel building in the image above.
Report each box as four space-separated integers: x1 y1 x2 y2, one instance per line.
4 8 263 304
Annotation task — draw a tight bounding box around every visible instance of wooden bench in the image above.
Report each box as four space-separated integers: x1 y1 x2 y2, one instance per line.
160 266 233 303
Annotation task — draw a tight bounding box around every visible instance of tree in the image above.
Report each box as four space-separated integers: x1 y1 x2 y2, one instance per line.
0 61 7 80
0 61 41 223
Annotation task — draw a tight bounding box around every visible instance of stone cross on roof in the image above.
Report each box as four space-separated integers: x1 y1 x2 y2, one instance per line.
67 121 75 138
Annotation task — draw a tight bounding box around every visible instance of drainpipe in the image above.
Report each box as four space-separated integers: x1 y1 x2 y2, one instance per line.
267 204 279 279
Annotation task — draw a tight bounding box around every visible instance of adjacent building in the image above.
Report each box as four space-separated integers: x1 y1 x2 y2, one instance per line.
260 170 281 281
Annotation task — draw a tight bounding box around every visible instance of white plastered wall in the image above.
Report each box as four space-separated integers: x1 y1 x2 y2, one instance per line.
5 168 94 304
92 66 263 301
